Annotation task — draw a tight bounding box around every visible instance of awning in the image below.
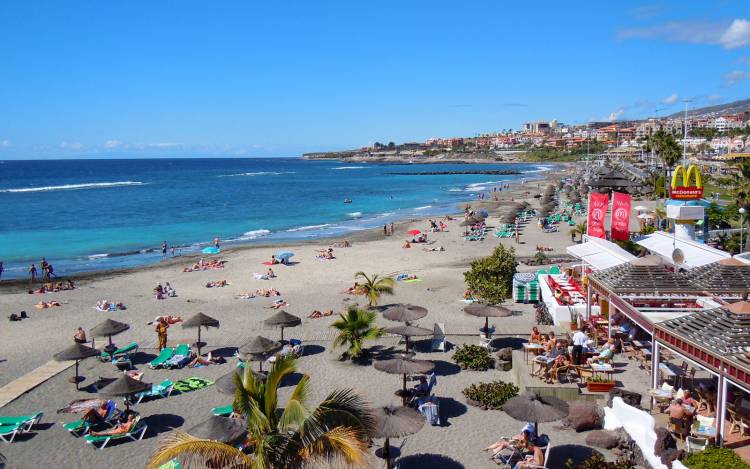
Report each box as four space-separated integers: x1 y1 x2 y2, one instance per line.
636 231 731 269
566 236 636 271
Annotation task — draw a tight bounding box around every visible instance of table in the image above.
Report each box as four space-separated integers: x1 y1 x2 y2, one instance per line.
523 343 544 361
692 425 717 440
632 340 652 349
591 363 614 380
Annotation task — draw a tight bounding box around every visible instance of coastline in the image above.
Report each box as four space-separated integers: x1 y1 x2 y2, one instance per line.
0 163 571 289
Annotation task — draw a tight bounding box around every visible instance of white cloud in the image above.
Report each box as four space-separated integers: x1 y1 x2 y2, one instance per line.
662 93 679 105
0 139 10 148
721 19 750 49
104 139 122 149
619 18 750 49
724 70 750 86
738 56 750 66
608 108 625 121
707 93 722 101
59 141 84 150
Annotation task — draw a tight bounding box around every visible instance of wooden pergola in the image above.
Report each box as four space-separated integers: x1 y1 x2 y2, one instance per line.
681 258 750 296
653 301 750 443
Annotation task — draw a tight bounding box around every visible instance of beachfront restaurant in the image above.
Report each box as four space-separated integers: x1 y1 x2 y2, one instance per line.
653 301 750 449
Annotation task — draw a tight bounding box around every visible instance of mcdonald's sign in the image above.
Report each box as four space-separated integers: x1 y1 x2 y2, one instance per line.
669 164 704 200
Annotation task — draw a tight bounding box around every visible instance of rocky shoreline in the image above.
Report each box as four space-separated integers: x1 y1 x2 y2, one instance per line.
385 169 521 175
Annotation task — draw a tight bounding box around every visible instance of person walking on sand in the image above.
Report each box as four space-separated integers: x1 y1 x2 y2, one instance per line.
0 261 3 281
389 222 394 236
29 263 37 284
214 237 221 250
383 224 388 237
170 244 175 257
162 241 167 258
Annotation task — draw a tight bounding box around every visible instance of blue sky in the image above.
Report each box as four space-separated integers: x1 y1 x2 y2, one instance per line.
1 0 749 159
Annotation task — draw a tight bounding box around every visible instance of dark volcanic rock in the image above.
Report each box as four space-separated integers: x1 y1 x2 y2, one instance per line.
566 401 604 432
585 430 620 449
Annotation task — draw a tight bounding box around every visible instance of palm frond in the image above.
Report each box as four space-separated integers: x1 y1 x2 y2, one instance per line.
295 426 369 467
279 374 312 430
147 431 254 469
264 355 296 418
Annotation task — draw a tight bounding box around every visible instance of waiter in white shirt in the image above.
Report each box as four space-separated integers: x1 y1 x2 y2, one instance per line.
571 326 589 365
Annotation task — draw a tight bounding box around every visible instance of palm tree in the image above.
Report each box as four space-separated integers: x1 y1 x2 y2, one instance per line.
733 161 750 245
331 305 383 360
148 356 374 469
353 272 394 306
570 222 587 242
650 130 681 198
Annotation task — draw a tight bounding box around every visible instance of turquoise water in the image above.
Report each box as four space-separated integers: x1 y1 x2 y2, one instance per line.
0 158 550 278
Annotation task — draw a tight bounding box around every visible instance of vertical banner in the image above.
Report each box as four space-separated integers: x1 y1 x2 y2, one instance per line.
610 192 632 241
587 192 609 239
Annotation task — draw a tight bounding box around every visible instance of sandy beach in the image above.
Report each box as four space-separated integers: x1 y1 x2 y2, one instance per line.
0 165 613 468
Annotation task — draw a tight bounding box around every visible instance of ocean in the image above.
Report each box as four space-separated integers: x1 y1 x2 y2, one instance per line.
0 158 551 278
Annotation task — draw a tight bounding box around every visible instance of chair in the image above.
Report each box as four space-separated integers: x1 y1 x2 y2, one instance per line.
149 347 175 369
686 436 708 454
100 342 139 362
696 415 715 428
84 415 148 449
63 400 119 437
0 412 43 432
728 408 750 436
695 389 711 413
164 344 191 369
669 417 690 442
0 423 23 443
684 367 696 390
574 366 593 385
131 379 174 404
211 405 233 417
550 363 574 384
431 323 446 352
525 442 552 469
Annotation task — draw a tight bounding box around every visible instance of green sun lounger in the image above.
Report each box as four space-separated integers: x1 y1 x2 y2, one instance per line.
63 400 119 437
100 342 139 362
158 460 183 469
84 415 148 449
211 405 233 417
149 347 175 369
164 344 191 369
131 379 174 404
0 412 43 432
0 423 23 443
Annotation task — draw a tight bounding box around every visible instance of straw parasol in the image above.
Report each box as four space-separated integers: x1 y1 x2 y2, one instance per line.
374 357 434 405
263 310 301 342
54 343 100 389
182 313 220 355
89 318 130 353
502 392 569 436
464 303 512 335
216 368 266 395
188 415 247 443
237 336 281 372
382 304 428 323
383 324 432 352
373 406 424 469
98 374 152 411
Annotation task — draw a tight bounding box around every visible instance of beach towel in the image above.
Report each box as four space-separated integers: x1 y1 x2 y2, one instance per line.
261 261 274 266
402 278 422 283
173 377 214 393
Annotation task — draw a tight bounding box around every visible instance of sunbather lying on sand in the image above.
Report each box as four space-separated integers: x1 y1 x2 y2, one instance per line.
206 280 228 288
422 246 445 252
345 282 360 294
403 240 411 248
188 352 226 367
95 300 125 311
308 310 334 319
255 288 280 297
89 413 137 437
268 299 288 309
35 300 61 309
237 292 256 299
183 259 227 272
316 248 335 260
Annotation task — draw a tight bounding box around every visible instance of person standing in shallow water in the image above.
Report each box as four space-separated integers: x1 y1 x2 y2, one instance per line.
29 263 37 284
162 241 167 258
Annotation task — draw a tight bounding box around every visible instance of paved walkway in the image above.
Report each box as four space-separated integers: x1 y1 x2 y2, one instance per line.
0 360 74 409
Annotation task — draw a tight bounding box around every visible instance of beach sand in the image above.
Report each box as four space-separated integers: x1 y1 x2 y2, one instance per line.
0 166 612 468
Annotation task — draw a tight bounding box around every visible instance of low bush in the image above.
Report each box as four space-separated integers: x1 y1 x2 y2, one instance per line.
565 454 635 469
682 446 750 469
452 344 494 371
462 380 518 409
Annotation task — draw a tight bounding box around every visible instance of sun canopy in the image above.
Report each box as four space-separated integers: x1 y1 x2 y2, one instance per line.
566 236 636 271
636 231 731 269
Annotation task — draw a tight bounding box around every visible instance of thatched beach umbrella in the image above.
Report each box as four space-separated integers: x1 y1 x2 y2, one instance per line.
216 368 266 395
237 335 281 372
383 324 432 352
500 212 518 224
188 415 247 443
373 406 425 469
182 312 220 355
263 310 301 342
98 374 151 411
502 392 569 436
382 304 428 323
464 303 512 335
374 358 434 405
90 318 130 353
54 343 100 389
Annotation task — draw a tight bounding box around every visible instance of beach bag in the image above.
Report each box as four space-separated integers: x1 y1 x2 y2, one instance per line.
8 313 20 321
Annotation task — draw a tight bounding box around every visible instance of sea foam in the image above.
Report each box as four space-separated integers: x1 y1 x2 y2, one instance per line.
0 181 145 193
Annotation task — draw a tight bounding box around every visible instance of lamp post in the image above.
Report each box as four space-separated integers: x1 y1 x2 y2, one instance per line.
741 207 747 254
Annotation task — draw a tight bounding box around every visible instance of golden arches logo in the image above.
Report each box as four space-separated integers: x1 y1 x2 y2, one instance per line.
669 164 703 200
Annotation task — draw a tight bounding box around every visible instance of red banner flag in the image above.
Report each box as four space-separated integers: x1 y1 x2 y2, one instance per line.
587 192 609 239
610 192 632 241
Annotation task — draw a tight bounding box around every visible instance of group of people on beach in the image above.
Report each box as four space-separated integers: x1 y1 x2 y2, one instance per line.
183 258 226 272
154 283 177 299
28 258 55 284
382 222 395 236
27 279 75 294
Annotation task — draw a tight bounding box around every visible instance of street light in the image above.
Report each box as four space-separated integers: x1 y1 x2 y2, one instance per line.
741 207 747 254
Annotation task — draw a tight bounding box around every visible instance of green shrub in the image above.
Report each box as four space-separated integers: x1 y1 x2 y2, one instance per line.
462 380 518 409
587 375 614 383
565 454 635 469
682 446 750 469
452 344 494 371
